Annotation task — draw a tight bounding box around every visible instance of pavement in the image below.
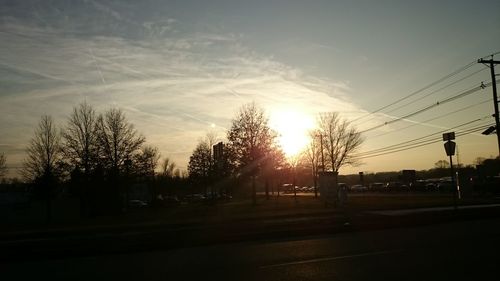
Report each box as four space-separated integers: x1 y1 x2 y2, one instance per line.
367 203 500 215
2 217 500 280
2 202 500 263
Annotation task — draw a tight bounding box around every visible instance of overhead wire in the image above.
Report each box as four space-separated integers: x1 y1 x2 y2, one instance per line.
359 80 496 134
351 61 478 123
352 123 493 160
346 51 500 160
385 67 488 114
356 116 492 156
351 51 499 125
358 66 488 126
368 98 492 140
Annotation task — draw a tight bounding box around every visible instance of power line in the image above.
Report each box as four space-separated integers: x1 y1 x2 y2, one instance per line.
358 67 487 126
351 51 500 124
351 61 477 123
356 116 491 156
383 67 487 115
368 98 492 140
359 80 495 134
481 51 500 59
357 120 491 157
353 124 493 160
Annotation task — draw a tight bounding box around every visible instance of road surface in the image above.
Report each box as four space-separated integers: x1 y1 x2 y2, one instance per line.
3 217 499 281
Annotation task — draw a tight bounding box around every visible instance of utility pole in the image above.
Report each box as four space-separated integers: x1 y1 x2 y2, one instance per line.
478 58 500 156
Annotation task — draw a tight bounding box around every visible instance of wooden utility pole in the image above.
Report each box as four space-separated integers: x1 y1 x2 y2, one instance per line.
478 58 500 156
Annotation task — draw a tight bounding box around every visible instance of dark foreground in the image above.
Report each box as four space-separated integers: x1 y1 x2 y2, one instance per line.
2 217 499 281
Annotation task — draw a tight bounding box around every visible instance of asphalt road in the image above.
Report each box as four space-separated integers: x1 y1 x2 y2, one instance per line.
3 218 499 281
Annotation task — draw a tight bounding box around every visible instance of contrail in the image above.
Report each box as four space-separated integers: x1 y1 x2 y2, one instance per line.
88 48 106 85
0 61 85 86
379 112 448 130
225 86 245 101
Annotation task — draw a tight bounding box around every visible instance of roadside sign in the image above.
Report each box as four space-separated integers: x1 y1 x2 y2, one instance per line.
442 132 455 141
444 141 456 156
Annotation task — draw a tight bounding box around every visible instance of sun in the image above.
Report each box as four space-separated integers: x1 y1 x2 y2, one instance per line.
269 109 316 158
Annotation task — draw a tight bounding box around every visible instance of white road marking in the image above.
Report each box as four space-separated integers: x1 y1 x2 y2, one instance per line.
260 250 400 269
368 204 500 216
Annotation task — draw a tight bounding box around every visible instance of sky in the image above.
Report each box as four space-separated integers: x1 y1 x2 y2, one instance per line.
1 0 499 177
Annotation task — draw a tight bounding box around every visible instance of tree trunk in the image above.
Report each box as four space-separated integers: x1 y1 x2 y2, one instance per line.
252 176 256 206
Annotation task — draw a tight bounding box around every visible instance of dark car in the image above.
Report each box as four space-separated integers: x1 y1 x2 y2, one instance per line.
369 182 385 192
385 182 409 192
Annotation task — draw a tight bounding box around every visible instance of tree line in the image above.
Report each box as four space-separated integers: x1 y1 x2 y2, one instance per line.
4 101 364 214
187 102 364 203
19 102 182 216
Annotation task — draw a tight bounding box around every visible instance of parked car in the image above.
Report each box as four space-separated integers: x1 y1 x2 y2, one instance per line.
350 184 367 192
184 193 206 202
128 199 148 208
281 183 293 193
385 182 409 192
425 182 438 192
437 180 454 192
369 182 385 192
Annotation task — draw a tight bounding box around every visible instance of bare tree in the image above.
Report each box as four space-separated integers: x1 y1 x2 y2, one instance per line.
96 108 145 174
133 145 160 178
187 133 218 182
474 157 486 166
0 153 7 179
434 160 450 169
188 140 212 182
62 102 100 175
227 102 277 173
22 115 63 182
301 130 323 197
317 112 363 172
226 102 279 204
161 157 177 178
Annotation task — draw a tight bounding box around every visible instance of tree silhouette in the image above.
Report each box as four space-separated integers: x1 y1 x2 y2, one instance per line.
301 130 323 197
317 112 363 172
160 157 177 178
22 115 63 222
434 160 450 169
188 138 213 188
22 115 63 183
133 145 160 179
0 153 7 179
96 108 145 174
62 102 100 176
226 102 279 204
261 147 286 199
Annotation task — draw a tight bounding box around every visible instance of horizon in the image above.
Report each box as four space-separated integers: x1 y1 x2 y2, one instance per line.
1 0 500 178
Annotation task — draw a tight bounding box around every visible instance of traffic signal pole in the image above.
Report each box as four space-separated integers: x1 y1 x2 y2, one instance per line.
478 58 500 157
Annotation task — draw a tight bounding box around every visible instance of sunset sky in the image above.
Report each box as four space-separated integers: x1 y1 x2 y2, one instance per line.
1 0 499 177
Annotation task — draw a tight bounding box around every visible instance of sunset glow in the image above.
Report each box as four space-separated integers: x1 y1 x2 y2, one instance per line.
269 109 316 158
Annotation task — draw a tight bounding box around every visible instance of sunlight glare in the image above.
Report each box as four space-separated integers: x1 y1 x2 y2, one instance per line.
269 109 316 158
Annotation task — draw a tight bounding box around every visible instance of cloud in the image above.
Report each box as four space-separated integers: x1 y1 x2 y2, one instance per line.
0 4 367 175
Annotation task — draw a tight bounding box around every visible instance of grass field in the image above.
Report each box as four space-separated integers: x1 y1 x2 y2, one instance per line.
83 192 500 227
3 192 499 233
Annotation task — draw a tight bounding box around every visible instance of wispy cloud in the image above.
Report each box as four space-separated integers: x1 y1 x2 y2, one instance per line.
0 2 368 175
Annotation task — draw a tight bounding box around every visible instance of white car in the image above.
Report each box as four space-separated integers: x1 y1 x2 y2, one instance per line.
128 199 148 208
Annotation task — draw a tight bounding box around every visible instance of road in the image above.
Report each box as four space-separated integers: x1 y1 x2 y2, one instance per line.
3 218 499 281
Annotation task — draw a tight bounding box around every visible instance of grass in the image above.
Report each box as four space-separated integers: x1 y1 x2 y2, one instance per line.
3 193 499 233
87 193 499 226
